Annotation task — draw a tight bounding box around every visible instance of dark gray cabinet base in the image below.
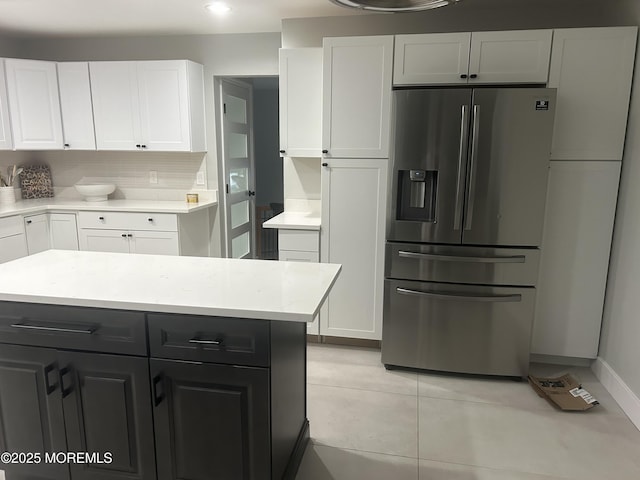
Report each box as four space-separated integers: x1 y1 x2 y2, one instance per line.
0 302 310 480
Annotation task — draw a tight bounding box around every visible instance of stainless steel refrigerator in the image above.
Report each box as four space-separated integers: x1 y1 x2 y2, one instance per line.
382 87 556 377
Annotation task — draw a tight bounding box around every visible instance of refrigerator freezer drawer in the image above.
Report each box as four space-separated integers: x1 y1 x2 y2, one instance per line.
386 242 540 286
381 279 535 377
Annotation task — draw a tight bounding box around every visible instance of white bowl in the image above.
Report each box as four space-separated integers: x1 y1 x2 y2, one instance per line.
74 183 116 202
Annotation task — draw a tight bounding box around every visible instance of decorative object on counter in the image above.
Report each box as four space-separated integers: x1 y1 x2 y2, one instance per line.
186 193 199 203
74 183 116 202
19 163 54 199
0 165 24 206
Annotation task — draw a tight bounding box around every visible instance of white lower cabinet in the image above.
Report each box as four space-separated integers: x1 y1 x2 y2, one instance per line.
24 214 50 255
532 161 621 359
49 213 79 250
0 215 28 263
320 159 387 340
77 210 209 257
277 229 321 335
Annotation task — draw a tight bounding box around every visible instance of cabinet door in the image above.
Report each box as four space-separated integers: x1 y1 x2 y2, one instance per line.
90 61 141 151
320 159 388 340
57 62 97 150
151 358 270 480
549 27 637 161
137 60 192 152
0 344 69 480
0 59 13 150
279 48 323 157
322 36 393 159
129 230 179 256
59 351 156 480
532 161 620 359
0 233 28 263
50 213 79 250
468 30 552 84
393 32 471 85
4 58 64 150
24 213 50 255
79 229 130 253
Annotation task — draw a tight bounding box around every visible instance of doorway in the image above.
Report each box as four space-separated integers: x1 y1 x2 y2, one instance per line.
217 76 282 260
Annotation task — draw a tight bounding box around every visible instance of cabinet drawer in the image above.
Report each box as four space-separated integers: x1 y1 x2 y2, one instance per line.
148 313 270 367
278 229 319 252
77 211 178 231
279 249 319 263
0 215 24 238
0 301 147 355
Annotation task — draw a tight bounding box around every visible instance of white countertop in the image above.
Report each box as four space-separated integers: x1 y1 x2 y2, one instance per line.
262 212 321 231
0 197 217 219
0 250 341 323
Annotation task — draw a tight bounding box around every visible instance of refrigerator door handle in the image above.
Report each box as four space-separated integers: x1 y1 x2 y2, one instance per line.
396 287 522 303
465 104 480 231
454 104 470 230
397 251 526 264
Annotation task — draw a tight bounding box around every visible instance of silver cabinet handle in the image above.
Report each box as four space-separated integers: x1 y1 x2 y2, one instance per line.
396 287 521 303
465 104 480 231
188 337 222 345
454 104 469 230
10 323 97 335
398 251 526 264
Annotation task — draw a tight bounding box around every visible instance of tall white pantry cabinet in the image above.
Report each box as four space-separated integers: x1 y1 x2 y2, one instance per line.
320 36 393 340
532 26 637 359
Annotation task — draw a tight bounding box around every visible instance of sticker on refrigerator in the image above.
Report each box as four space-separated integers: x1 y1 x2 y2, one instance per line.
535 100 550 111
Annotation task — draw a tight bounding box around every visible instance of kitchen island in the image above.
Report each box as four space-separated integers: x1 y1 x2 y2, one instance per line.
0 250 341 480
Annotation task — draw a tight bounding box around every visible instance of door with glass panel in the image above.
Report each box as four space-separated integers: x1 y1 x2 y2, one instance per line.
220 79 255 259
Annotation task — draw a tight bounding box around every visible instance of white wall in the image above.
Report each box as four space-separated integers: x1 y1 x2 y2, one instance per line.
3 32 281 256
598 0 640 399
282 0 632 47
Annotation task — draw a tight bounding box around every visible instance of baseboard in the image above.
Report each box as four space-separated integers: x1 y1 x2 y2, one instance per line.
530 353 593 367
320 336 381 349
592 357 640 430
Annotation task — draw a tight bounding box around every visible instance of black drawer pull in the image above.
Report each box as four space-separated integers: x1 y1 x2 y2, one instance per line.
152 374 165 407
10 323 97 335
44 362 58 395
188 337 223 346
59 366 74 398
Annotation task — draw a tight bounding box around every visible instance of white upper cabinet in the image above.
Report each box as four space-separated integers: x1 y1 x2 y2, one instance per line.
0 60 13 150
323 36 393 159
279 48 323 157
90 60 206 152
467 30 552 84
4 58 64 150
90 61 140 151
57 62 96 150
549 27 637 161
394 32 471 85
394 29 552 85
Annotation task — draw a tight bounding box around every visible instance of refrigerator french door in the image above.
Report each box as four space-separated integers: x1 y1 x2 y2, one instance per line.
383 87 556 377
387 87 556 247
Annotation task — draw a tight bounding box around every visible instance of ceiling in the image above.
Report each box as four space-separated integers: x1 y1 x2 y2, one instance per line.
0 0 367 37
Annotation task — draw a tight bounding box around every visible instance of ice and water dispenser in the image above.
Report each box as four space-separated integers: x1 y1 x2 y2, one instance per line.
396 169 438 222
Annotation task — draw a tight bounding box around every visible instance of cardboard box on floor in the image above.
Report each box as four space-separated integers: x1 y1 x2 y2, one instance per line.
528 374 599 411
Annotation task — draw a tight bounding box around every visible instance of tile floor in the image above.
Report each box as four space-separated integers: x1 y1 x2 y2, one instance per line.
296 343 640 480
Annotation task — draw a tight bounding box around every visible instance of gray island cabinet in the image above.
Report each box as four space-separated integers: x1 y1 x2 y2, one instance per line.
0 251 341 480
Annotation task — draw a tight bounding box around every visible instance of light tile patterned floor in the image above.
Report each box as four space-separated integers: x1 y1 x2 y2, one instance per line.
297 343 640 480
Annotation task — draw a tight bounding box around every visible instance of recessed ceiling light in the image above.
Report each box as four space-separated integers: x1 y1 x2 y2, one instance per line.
205 2 232 15
328 0 461 12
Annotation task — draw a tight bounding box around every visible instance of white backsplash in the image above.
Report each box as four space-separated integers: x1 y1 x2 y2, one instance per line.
0 150 208 200
283 157 321 213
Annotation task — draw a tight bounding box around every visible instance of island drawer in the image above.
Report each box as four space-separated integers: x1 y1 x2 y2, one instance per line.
77 211 178 231
0 302 147 355
148 313 270 367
